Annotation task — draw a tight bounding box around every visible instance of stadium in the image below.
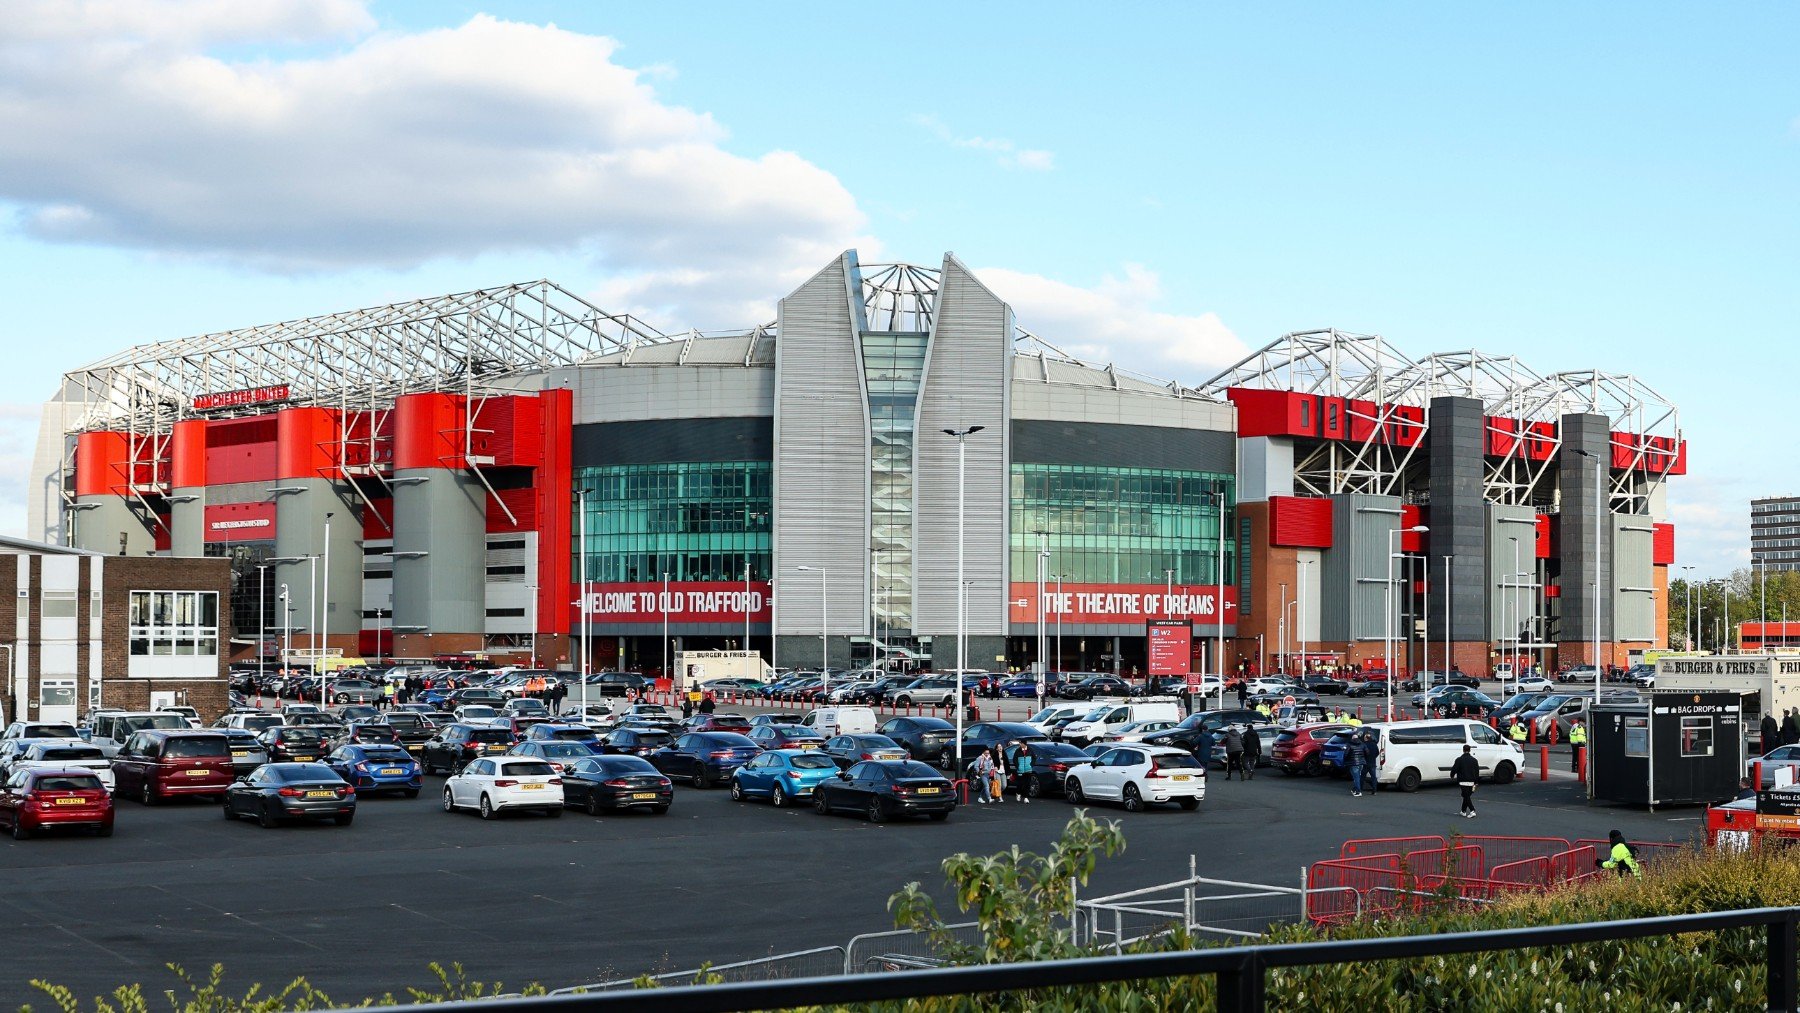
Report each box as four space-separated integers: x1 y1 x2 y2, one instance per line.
29 250 1686 683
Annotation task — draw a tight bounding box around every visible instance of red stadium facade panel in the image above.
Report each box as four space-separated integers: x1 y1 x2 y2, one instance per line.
1268 496 1333 549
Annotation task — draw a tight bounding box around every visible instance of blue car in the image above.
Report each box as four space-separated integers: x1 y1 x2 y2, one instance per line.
729 749 842 807
649 732 762 789
998 677 1064 698
324 743 422 797
418 687 457 708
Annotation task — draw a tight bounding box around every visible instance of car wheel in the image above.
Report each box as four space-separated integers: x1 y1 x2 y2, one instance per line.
1492 761 1517 785
442 789 456 813
1301 755 1323 777
478 794 496 820
257 804 278 829
585 793 603 816
695 768 713 789
866 797 887 823
928 811 949 821
813 791 830 815
652 803 670 815
1397 767 1423 793
334 813 354 826
771 785 788 808
1178 797 1200 811
222 799 235 819
730 780 744 802
141 782 158 806
544 807 562 818
403 789 419 799
895 696 911 706
97 822 113 838
1123 785 1145 813
11 820 28 840
1066 779 1085 805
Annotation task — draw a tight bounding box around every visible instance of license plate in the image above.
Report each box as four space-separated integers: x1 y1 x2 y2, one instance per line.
484 746 504 753
305 790 336 798
380 767 405 775
1172 775 1192 782
798 743 819 750
293 755 314 762
631 792 658 800
232 751 249 758
54 797 84 806
185 769 209 777
915 787 941 795
520 783 545 790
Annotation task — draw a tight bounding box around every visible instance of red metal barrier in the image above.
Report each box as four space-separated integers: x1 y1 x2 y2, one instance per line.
1488 855 1551 890
1574 839 1686 870
1339 836 1446 862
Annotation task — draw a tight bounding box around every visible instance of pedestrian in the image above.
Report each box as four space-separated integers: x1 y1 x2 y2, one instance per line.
1452 744 1480 818
1347 730 1367 797
1735 776 1758 802
699 692 716 715
1568 717 1587 766
1596 829 1642 879
1763 712 1781 757
1240 725 1260 779
1194 725 1215 775
1236 680 1248 708
969 748 993 803
681 694 694 720
1359 730 1381 795
1010 741 1035 803
1508 717 1529 744
1784 709 1800 747
1223 726 1245 781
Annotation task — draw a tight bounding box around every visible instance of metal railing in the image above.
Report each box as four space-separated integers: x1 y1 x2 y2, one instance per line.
376 906 1800 1013
843 921 981 974
1075 868 1361 950
546 947 849 995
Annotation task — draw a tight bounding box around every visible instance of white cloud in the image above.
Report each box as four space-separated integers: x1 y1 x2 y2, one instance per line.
978 264 1248 381
912 114 1055 171
1666 469 1751 579
0 3 868 325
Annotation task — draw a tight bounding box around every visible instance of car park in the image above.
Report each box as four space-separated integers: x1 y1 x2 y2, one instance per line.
812 759 955 822
1270 723 1354 776
323 744 422 797
746 724 825 751
1063 744 1204 812
443 757 563 818
0 768 114 838
649 732 762 788
821 734 908 769
259 726 329 763
9 740 115 792
1370 719 1522 791
876 716 956 764
559 755 672 815
600 727 673 757
419 724 516 774
730 749 841 807
111 730 234 805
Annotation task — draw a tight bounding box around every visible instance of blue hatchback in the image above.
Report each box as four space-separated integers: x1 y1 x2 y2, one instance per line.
324 743 422 797
729 749 842 807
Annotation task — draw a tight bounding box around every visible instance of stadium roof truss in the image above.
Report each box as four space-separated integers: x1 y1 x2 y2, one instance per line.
1200 331 1682 507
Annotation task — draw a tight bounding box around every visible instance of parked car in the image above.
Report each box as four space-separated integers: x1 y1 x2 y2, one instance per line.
1749 745 1800 788
821 734 909 769
1300 674 1349 695
613 704 682 730
1011 740 1096 798
685 713 754 735
335 722 403 749
1270 723 1354 776
1491 692 1552 723
502 697 551 717
258 726 330 764
1370 719 1523 791
1410 687 1501 718
1140 709 1271 760
871 716 951 765
890 677 959 707
418 723 516 775
1100 720 1184 744
559 755 671 815
382 711 437 751
221 766 354 827
220 729 271 777
1063 744 1205 811
799 707 879 738
324 743 421 797
1498 674 1555 694
325 679 382 705
812 759 955 822
524 723 603 749
729 749 841 807
110 730 234 805
0 768 114 838
1058 676 1134 701
1626 664 1657 688
509 739 603 772
587 672 652 698
8 740 115 793
1558 665 1602 685
648 732 762 788
599 727 673 758
442 757 563 819
1060 699 1183 746
747 724 826 751
1021 704 1088 735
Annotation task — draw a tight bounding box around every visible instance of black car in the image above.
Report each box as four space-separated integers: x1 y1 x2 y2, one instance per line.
877 716 956 764
600 727 673 757
222 763 356 828
589 672 650 697
1491 692 1551 722
1300 674 1349 695
1249 689 1321 708
257 726 329 763
821 734 909 769
813 759 955 822
1142 710 1270 758
220 729 270 776
382 711 437 750
1017 740 1096 798
1140 677 1190 697
950 722 1050 772
648 732 762 788
418 723 514 774
1418 688 1501 718
1058 676 1133 701
559 755 672 815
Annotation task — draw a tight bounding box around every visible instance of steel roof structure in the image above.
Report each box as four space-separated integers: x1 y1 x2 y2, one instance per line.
61 280 669 434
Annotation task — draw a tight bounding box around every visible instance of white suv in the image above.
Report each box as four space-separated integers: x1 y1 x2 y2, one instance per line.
1064 744 1205 812
443 756 564 819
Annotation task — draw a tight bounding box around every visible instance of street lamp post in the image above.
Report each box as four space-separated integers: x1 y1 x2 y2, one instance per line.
1054 573 1064 674
526 583 538 669
1212 487 1229 709
795 565 828 694
322 512 333 710
1680 565 1695 651
661 571 671 691
1036 535 1049 710
1298 558 1314 680
1508 536 1521 676
1278 583 1289 673
942 426 985 774
1387 526 1429 721
257 564 268 674
577 488 590 713
278 584 292 668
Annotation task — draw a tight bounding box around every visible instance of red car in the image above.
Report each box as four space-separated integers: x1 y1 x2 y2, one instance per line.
1270 722 1354 776
0 768 115 838
111 730 235 804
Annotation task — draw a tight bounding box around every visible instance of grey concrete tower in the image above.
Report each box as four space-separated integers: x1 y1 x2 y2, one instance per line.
1559 412 1611 646
1427 396 1489 647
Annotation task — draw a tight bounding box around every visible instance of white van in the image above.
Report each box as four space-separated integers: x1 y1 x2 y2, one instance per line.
1371 719 1523 792
1060 698 1183 746
800 706 877 738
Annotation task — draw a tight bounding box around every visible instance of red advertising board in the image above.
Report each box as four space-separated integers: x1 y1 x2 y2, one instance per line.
1146 620 1193 677
203 501 276 542
1009 583 1236 625
575 582 772 625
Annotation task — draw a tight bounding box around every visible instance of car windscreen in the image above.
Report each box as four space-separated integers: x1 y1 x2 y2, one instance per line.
460 707 498 718
538 743 591 758
34 774 103 791
359 747 412 762
38 746 103 760
28 724 80 738
887 761 941 779
1032 742 1090 759
274 763 337 781
1152 752 1204 769
628 731 670 745
551 728 595 740
469 728 513 743
386 714 426 727
789 754 837 770
278 729 324 745
163 736 229 758
497 761 556 776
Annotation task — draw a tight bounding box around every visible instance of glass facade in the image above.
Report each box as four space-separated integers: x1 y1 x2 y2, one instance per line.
575 462 772 583
205 542 277 652
862 331 928 634
1010 464 1236 585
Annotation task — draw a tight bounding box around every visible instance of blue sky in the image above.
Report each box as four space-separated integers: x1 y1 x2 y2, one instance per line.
1 1 1793 571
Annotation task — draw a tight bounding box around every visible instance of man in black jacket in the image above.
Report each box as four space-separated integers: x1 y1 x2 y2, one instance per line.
1452 744 1481 818
1784 709 1800 747
1239 725 1259 779
1763 713 1781 757
1222 727 1245 781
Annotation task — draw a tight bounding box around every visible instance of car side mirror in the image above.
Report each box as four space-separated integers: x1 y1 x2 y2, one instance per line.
836 770 852 780
235 775 249 783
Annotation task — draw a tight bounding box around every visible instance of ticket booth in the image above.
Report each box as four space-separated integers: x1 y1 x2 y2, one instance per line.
1590 691 1744 809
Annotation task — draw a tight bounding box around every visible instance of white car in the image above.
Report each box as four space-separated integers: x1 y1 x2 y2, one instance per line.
11 739 115 792
156 706 204 729
1023 704 1087 733
442 756 564 819
1244 677 1298 696
1063 744 1205 812
1502 674 1554 693
454 705 501 723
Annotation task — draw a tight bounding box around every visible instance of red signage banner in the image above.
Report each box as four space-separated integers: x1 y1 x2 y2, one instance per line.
193 384 291 411
575 582 772 625
1147 620 1193 677
1009 583 1236 625
203 502 277 542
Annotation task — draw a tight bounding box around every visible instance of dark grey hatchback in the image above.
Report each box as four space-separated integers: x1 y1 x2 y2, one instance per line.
222 762 356 828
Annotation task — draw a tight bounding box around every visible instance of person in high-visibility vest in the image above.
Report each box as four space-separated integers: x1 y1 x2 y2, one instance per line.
1508 717 1529 744
1568 718 1588 752
1597 829 1642 878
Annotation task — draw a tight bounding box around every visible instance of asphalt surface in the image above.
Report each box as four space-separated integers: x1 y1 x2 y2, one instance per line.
0 733 1699 1006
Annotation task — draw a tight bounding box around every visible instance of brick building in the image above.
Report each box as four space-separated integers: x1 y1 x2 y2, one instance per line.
0 537 230 725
